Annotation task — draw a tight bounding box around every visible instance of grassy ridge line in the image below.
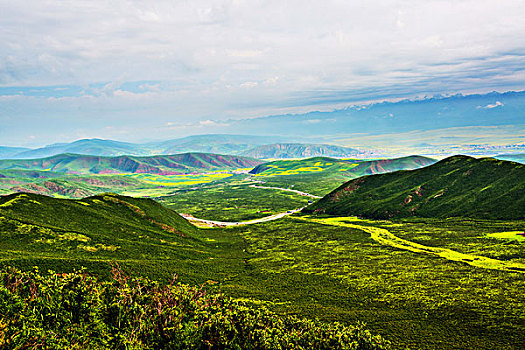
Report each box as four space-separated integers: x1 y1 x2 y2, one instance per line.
299 216 525 273
305 155 525 220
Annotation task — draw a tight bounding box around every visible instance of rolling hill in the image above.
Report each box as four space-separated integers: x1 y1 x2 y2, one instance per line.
250 155 435 176
249 155 436 196
2 135 374 160
0 192 206 278
241 143 362 159
346 155 437 175
0 152 261 175
304 155 525 219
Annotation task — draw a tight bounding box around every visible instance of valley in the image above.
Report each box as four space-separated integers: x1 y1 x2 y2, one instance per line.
0 152 523 349
3 3 524 348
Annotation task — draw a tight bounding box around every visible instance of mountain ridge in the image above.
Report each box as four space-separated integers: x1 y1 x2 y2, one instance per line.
304 155 525 220
0 152 261 174
241 143 363 159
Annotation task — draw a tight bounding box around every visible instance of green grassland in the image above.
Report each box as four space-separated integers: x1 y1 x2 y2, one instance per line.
0 169 247 198
0 192 524 348
158 179 311 221
300 216 525 272
250 155 435 196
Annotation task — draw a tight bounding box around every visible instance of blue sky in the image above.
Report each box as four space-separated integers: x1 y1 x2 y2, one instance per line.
1 0 525 146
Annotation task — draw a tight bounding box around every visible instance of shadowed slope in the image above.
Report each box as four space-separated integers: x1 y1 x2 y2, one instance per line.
305 155 525 219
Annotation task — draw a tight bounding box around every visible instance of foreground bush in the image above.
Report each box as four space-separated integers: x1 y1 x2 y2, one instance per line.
0 266 390 349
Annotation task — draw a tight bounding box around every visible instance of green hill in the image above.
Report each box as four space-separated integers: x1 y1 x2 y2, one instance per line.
0 192 205 276
345 155 436 175
0 152 261 174
249 155 435 196
250 155 435 177
305 155 525 219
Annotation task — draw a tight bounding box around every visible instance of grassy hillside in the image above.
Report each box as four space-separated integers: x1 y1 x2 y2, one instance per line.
242 143 362 159
0 152 261 175
0 192 208 278
0 192 523 348
250 155 435 196
305 155 525 219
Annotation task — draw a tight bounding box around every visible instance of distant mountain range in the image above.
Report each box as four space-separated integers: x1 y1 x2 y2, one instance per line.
0 146 31 158
2 91 524 160
495 154 525 163
305 155 525 220
146 134 288 156
0 135 369 160
241 143 363 159
220 90 525 137
0 153 261 175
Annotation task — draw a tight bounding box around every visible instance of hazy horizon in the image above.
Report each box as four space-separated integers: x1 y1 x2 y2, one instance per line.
1 1 524 147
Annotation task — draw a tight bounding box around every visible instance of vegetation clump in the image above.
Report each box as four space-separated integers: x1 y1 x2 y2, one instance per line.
0 266 390 350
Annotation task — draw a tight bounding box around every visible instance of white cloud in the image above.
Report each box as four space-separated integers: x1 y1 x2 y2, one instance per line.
477 101 504 109
0 0 525 144
239 81 258 88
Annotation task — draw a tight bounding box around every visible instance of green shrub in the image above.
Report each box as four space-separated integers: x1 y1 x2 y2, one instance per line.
0 266 390 350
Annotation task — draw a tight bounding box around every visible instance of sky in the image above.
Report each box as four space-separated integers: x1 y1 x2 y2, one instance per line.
1 0 525 146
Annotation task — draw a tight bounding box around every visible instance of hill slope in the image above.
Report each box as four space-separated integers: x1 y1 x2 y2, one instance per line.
0 152 261 174
0 192 202 276
0 192 196 238
248 155 436 196
250 155 434 176
242 143 362 159
304 155 525 219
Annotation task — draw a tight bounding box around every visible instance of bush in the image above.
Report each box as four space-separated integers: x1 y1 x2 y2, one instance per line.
0 266 390 349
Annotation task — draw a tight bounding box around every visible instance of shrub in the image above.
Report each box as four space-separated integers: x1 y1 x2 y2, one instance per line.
0 266 390 349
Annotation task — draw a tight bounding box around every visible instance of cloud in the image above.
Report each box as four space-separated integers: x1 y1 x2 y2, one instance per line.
1 0 525 145
478 101 504 109
239 81 258 88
